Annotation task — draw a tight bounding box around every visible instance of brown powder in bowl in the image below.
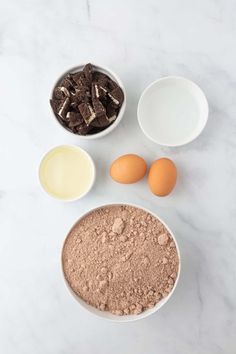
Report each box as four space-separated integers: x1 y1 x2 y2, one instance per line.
62 205 179 316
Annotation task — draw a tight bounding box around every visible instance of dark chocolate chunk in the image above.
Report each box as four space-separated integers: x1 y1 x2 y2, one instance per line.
60 75 75 89
59 78 71 89
90 115 110 128
77 87 91 102
91 83 107 100
108 87 124 106
108 79 118 91
89 126 108 134
56 115 68 128
70 87 89 105
91 83 98 99
70 95 79 107
76 122 92 135
58 97 70 120
78 102 96 125
106 103 117 122
90 98 110 128
92 98 106 116
83 63 93 85
54 86 70 99
93 72 110 87
50 99 62 113
71 72 87 87
100 94 108 107
66 111 83 127
94 73 118 93
50 97 70 121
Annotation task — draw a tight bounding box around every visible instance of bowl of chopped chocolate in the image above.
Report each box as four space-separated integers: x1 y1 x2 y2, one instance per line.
50 63 126 139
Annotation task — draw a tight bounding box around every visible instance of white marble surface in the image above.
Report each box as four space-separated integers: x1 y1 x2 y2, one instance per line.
1 0 236 353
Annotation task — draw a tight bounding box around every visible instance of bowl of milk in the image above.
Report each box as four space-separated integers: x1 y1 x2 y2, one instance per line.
137 76 209 146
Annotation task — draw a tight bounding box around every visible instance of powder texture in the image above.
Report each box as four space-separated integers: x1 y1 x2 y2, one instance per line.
62 205 179 316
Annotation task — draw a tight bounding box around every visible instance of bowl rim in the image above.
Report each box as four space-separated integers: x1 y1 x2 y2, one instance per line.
61 202 181 322
50 63 127 140
137 75 209 147
38 144 96 202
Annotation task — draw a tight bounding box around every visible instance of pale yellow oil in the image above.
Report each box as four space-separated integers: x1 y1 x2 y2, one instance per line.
39 145 94 200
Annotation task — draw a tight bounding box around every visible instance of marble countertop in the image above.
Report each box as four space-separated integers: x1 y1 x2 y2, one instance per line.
1 0 236 353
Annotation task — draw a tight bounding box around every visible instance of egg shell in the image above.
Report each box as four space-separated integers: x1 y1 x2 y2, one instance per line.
148 158 177 196
110 154 147 184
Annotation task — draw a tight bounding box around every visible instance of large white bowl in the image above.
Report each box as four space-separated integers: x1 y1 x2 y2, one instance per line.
50 64 126 139
61 203 181 322
138 76 209 146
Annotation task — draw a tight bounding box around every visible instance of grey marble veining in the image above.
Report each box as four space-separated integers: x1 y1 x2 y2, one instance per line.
0 0 236 353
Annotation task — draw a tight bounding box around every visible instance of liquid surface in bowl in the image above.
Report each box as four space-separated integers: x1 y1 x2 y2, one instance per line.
62 205 179 316
138 77 208 146
39 145 94 200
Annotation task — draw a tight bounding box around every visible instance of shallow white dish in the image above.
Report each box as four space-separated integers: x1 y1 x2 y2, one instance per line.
50 64 126 139
137 76 209 146
61 203 181 322
38 145 95 202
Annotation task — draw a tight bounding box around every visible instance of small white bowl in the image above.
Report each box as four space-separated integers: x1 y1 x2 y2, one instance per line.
61 203 181 322
38 145 96 202
50 64 126 139
137 76 209 146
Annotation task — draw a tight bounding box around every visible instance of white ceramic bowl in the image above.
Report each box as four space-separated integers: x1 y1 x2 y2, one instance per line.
50 64 126 139
38 145 96 201
138 76 209 146
61 203 181 322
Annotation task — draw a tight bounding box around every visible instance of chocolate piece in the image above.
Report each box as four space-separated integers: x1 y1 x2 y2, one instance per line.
91 83 98 99
90 116 111 128
93 73 118 92
59 79 70 89
108 79 118 91
71 72 87 87
50 99 62 113
50 63 124 135
60 75 75 89
106 103 117 122
100 86 108 94
66 112 83 127
58 97 70 120
76 122 92 135
83 63 93 85
54 86 70 99
92 98 106 117
91 83 107 99
61 87 70 97
71 87 90 105
90 98 111 128
70 95 79 107
78 103 96 125
108 87 124 107
93 72 110 87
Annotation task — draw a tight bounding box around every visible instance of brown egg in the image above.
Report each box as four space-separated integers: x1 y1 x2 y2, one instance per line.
110 154 147 184
148 158 177 196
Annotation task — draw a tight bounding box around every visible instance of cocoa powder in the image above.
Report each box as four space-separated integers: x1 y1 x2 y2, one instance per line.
62 205 179 316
